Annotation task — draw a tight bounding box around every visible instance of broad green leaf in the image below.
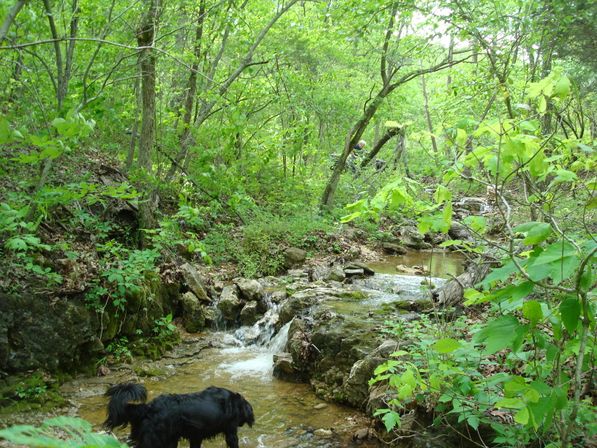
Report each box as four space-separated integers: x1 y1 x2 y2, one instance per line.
433 338 461 353
513 222 552 245
560 297 580 333
434 185 452 203
522 300 543 327
553 76 571 99
473 315 525 354
381 410 401 432
526 241 579 284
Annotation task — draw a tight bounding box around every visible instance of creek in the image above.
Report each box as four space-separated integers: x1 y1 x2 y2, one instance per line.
4 250 464 448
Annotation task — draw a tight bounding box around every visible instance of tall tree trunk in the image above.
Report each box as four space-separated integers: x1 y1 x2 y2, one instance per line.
136 0 161 236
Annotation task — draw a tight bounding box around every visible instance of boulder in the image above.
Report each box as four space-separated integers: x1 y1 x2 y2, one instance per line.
284 247 307 268
180 263 210 302
240 301 260 326
273 352 303 382
0 294 98 373
180 291 206 333
218 286 243 323
235 278 263 301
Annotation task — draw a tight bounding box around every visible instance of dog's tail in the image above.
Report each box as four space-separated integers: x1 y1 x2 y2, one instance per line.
104 382 149 430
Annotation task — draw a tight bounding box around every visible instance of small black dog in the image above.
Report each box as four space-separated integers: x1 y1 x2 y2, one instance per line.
104 383 254 448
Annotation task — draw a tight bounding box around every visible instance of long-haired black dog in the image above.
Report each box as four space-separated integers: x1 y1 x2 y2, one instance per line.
104 383 254 448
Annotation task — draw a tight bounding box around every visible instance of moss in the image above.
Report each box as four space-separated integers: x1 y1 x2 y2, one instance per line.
338 290 367 300
0 373 66 416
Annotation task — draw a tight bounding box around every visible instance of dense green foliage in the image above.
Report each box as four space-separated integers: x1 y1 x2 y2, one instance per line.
0 0 595 446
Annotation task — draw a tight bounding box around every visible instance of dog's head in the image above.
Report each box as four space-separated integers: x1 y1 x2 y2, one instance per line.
236 393 255 428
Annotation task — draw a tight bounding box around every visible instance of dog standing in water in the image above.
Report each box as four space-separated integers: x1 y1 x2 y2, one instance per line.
104 383 254 448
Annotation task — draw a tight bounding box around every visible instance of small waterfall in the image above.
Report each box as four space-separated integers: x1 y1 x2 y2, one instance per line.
217 294 291 380
267 320 291 353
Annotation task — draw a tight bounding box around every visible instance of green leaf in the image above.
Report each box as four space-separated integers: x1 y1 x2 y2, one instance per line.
433 338 462 353
522 300 543 327
381 410 401 432
467 415 480 430
553 75 571 99
526 241 579 284
514 407 530 425
473 315 524 354
514 222 552 245
496 397 525 409
560 297 580 333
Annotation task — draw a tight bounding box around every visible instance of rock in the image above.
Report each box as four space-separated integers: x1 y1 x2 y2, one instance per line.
180 291 206 333
392 296 433 311
235 278 264 301
240 301 260 326
0 293 98 373
310 265 345 282
344 268 365 276
400 226 432 250
381 241 407 255
345 261 375 276
314 429 333 438
273 352 303 382
327 265 346 282
180 263 210 302
284 247 307 268
448 222 473 241
342 340 398 408
218 286 243 323
270 289 287 304
396 264 429 276
353 428 372 441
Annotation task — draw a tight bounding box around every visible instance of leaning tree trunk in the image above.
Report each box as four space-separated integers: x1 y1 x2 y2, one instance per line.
433 260 491 307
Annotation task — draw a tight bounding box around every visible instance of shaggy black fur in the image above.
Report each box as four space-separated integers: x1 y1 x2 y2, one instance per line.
104 383 255 448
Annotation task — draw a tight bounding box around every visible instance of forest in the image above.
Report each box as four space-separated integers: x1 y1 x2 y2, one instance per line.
0 0 595 447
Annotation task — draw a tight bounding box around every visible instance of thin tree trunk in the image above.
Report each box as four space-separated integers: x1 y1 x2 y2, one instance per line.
42 0 64 111
179 0 206 144
63 0 79 99
125 72 142 171
421 74 439 154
